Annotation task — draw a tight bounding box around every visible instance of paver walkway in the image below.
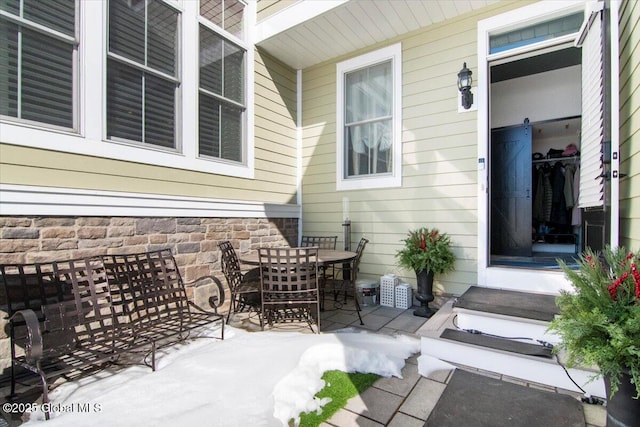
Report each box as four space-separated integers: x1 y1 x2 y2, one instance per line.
228 296 606 427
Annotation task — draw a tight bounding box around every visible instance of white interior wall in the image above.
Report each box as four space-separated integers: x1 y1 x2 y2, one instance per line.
533 134 578 154
490 65 582 129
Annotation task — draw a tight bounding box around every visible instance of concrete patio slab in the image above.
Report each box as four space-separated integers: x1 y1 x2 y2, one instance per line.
397 377 447 421
386 412 425 427
369 306 407 318
323 409 383 427
372 364 421 397
343 386 404 425
384 313 429 333
355 313 393 330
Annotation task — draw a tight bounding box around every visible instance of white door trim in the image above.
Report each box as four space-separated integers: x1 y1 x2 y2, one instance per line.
609 0 621 249
476 1 592 293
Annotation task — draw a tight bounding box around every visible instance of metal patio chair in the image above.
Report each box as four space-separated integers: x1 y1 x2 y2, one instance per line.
327 237 369 325
258 247 321 333
218 241 262 325
301 235 338 298
300 236 338 249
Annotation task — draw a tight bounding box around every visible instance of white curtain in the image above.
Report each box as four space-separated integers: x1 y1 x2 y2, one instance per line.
345 60 392 176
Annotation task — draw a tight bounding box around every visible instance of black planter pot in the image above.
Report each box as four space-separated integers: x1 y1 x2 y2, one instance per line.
604 370 640 427
413 269 436 318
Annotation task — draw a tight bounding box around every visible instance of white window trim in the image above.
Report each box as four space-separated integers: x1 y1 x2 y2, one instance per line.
0 0 255 179
336 43 402 191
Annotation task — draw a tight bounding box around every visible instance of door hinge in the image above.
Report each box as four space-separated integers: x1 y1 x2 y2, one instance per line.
612 170 628 179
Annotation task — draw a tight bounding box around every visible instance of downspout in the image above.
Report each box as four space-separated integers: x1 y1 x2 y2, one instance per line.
297 69 303 244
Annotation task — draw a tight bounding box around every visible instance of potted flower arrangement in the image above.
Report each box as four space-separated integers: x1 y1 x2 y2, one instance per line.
396 227 455 318
548 246 640 427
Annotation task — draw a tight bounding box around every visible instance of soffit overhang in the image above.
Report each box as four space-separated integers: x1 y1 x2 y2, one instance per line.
255 0 499 69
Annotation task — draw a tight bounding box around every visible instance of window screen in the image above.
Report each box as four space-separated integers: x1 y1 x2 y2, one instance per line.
106 0 179 149
198 20 245 163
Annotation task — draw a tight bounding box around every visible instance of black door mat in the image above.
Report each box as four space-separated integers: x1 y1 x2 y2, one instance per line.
440 328 553 358
453 286 558 321
425 369 585 427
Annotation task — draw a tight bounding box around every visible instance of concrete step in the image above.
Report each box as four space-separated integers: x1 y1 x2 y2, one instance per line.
417 298 605 398
453 285 561 345
453 286 559 321
439 328 553 358
454 308 561 344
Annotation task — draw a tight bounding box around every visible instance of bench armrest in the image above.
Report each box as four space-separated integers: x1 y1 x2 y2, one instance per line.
185 275 226 313
10 309 44 364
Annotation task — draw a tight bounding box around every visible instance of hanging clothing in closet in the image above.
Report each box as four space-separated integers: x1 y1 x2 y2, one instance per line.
532 160 578 228
550 162 568 225
564 164 575 209
571 164 581 226
532 164 555 223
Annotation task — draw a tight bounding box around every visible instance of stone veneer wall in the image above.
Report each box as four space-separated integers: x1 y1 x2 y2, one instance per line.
0 215 298 372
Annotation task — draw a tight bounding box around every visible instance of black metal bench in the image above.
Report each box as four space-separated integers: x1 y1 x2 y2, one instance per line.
101 249 225 348
0 249 225 420
0 257 155 420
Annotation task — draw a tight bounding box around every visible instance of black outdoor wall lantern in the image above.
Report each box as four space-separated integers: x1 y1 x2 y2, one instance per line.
457 62 473 110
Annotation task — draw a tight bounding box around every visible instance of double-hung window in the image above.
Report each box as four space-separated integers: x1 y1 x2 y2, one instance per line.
0 0 77 130
107 0 179 149
336 43 402 191
198 0 246 164
1 0 253 178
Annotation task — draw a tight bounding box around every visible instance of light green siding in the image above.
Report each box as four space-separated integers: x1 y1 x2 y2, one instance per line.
619 0 640 250
300 2 522 296
0 49 298 206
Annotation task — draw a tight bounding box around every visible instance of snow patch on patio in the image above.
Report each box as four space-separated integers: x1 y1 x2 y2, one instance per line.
23 326 420 426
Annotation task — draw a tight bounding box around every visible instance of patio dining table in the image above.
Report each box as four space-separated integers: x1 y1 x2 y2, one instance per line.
239 249 357 311
238 249 356 267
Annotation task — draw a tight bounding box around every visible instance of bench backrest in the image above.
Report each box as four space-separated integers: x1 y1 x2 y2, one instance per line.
1 258 118 354
53 258 118 348
102 249 190 331
1 262 67 320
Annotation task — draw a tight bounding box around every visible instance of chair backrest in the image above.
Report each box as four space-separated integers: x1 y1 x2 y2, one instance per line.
351 238 369 283
300 236 337 250
218 241 243 291
258 247 319 301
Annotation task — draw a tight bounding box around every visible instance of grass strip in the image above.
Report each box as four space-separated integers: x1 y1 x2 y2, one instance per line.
296 370 380 427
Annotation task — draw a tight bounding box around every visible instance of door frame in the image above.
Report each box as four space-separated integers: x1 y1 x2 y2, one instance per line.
476 1 620 293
